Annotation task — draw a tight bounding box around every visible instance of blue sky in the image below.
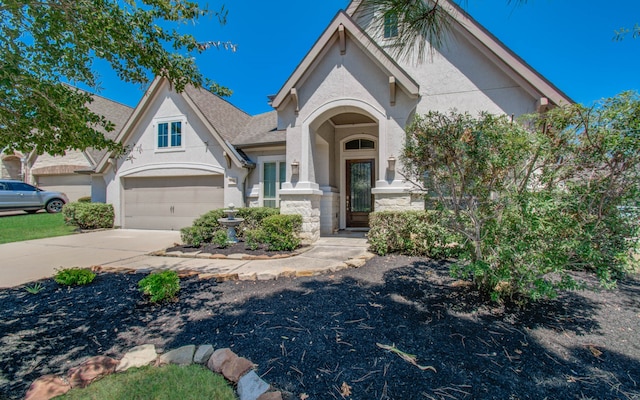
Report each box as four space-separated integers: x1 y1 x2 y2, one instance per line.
93 0 640 115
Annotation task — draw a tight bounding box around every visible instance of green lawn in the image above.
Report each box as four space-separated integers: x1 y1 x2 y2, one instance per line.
59 364 236 400
0 212 76 244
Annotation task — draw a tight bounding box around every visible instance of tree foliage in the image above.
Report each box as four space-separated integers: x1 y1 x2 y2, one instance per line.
361 0 637 60
0 0 233 156
402 91 640 302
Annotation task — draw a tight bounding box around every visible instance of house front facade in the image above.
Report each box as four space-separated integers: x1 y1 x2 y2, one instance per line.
89 0 572 241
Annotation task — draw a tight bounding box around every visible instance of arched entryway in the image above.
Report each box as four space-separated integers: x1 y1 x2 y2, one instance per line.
304 104 384 234
1 154 23 180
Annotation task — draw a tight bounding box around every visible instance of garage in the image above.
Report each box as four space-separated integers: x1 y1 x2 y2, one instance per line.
36 174 92 202
123 175 224 230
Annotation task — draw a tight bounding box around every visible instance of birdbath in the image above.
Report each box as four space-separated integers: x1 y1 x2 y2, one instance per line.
217 203 244 244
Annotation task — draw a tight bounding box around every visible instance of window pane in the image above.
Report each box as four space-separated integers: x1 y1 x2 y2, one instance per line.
345 140 359 150
158 123 168 148
171 122 182 147
350 162 372 212
264 199 276 208
361 139 375 149
384 13 398 38
11 182 37 191
263 162 276 199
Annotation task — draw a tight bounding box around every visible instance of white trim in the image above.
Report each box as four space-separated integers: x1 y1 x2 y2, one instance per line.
257 156 286 208
153 115 186 152
119 162 225 178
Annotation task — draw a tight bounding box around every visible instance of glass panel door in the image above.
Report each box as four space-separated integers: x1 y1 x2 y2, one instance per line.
346 159 374 228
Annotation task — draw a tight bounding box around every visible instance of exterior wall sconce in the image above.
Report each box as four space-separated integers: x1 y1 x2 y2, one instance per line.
291 160 300 175
387 156 396 171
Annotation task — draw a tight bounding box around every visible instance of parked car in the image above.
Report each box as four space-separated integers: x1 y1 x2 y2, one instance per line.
0 179 69 213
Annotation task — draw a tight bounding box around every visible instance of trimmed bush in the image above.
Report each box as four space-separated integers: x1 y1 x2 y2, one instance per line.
181 207 280 246
63 202 114 230
243 229 264 250
260 214 302 251
54 268 96 286
138 270 180 303
180 226 215 247
368 210 464 258
212 229 229 248
77 196 92 203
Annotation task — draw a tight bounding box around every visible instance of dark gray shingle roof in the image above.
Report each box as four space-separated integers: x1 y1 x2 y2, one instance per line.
184 86 252 142
232 111 284 147
183 87 281 148
85 94 134 164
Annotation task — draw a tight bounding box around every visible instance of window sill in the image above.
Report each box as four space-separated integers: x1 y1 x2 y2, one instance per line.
155 147 186 154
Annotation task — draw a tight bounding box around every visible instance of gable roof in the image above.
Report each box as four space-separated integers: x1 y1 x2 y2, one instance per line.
271 10 420 109
346 0 572 106
232 111 284 148
183 85 252 142
84 93 134 165
95 77 253 173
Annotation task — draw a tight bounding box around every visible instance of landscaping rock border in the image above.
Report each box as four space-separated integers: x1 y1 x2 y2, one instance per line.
149 244 313 260
25 344 284 400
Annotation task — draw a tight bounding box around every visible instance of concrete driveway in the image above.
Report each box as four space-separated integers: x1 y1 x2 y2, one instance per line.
0 229 181 288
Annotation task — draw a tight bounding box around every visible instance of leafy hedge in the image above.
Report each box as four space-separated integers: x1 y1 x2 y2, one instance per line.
180 207 301 250
368 210 465 258
63 202 114 230
260 214 302 251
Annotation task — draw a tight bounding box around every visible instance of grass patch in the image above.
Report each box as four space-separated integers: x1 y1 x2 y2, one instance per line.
0 213 76 244
59 364 236 400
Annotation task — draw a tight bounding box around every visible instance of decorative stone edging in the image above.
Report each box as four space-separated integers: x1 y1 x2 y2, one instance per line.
25 344 284 400
149 245 313 260
91 251 375 282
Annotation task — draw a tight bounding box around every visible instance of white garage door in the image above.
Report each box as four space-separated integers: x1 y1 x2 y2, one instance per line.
123 175 224 230
37 174 91 202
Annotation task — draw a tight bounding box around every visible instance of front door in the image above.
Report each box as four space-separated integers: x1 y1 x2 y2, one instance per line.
346 159 374 228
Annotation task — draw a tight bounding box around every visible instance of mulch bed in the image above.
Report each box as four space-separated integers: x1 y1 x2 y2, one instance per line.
165 241 302 257
1 255 639 399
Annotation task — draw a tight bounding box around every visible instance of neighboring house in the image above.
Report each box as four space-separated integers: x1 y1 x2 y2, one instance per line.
0 93 133 202
89 0 572 241
0 151 23 181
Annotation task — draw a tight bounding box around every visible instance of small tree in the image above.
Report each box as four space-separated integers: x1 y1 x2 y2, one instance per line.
402 91 640 302
0 0 233 155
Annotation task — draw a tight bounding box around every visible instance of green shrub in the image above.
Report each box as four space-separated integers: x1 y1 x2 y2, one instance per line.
183 207 280 245
54 268 96 286
138 271 180 303
77 196 92 203
63 202 114 230
243 229 264 251
212 230 229 248
236 207 280 234
368 211 464 258
180 226 215 247
260 214 302 251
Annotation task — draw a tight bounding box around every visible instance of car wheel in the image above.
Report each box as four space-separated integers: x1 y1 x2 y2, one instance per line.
45 199 65 213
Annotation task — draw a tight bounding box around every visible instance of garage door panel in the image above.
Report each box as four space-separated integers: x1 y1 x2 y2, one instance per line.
123 176 224 230
37 175 91 202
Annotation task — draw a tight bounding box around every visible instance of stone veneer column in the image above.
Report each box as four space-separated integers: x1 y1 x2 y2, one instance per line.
280 192 321 244
373 191 424 211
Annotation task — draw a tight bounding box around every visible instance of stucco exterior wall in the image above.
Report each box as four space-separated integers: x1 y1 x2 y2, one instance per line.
31 151 91 171
102 81 246 227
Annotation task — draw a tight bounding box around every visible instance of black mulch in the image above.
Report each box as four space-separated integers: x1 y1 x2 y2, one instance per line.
165 241 305 257
1 255 640 399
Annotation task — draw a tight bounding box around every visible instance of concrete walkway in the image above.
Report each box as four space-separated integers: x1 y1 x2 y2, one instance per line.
0 229 371 288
